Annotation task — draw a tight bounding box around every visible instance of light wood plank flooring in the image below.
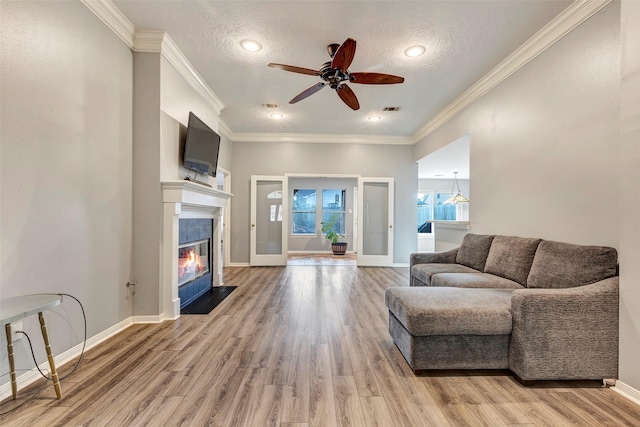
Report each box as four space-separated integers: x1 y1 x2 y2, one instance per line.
2 265 639 426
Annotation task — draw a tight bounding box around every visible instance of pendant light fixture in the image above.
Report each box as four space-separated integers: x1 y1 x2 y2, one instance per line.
443 172 469 204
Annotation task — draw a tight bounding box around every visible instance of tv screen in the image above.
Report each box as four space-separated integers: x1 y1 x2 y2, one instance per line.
183 112 221 177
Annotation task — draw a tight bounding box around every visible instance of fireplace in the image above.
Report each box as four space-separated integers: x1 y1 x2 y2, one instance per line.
178 218 213 308
161 180 231 320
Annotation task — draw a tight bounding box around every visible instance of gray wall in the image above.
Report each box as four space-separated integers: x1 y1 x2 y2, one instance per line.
1 0 133 378
619 0 640 395
414 2 620 247
132 55 226 317
230 142 417 264
414 1 640 391
132 52 162 316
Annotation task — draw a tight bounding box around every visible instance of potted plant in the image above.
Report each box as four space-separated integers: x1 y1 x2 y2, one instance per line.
321 213 347 255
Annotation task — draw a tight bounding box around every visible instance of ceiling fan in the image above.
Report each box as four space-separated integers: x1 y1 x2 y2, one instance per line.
268 38 404 111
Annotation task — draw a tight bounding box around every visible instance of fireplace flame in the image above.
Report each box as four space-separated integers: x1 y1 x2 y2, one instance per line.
179 249 206 283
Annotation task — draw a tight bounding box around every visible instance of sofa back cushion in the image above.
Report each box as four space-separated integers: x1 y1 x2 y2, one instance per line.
484 236 541 286
455 233 495 271
527 240 618 289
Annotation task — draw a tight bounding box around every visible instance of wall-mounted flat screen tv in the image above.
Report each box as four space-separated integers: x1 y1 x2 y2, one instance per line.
183 112 220 177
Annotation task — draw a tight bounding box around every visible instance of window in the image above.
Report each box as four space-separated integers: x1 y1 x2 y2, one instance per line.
267 190 283 222
418 192 460 233
292 189 316 234
322 189 346 234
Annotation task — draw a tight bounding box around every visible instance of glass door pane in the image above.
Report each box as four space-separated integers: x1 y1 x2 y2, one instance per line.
358 177 394 266
251 176 288 265
362 182 388 255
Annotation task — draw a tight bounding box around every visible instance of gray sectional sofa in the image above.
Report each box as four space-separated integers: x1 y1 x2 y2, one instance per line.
385 234 619 383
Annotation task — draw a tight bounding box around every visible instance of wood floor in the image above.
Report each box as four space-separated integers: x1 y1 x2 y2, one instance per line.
2 264 639 426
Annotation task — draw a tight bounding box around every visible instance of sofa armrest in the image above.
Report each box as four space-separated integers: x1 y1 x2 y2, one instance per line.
409 248 459 270
509 277 619 381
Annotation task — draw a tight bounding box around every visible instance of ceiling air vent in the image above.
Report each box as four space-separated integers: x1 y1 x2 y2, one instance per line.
383 106 401 111
262 103 280 108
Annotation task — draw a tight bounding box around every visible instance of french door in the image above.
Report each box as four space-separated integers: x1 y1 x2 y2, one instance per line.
250 176 288 266
357 177 394 266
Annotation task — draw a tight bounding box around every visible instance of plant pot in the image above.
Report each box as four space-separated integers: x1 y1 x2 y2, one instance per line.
331 242 347 256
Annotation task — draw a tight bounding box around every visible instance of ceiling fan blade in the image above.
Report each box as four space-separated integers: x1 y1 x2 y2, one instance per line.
268 63 319 76
290 82 326 104
350 72 405 85
336 84 360 110
331 38 356 72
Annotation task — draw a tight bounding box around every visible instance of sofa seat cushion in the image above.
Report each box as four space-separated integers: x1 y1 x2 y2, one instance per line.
384 287 514 336
484 236 542 286
431 273 523 289
411 263 479 286
455 233 496 271
527 240 618 289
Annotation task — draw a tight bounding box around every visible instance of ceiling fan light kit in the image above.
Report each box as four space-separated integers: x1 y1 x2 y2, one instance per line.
267 38 405 111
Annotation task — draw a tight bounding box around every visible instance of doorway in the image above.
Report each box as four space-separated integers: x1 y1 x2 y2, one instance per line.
250 174 394 267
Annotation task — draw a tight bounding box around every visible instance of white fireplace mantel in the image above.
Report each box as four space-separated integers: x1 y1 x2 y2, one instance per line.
161 180 232 319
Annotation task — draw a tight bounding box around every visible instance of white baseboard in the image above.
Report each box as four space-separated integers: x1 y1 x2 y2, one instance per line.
132 315 165 324
287 250 356 255
613 380 640 405
228 262 250 267
0 314 192 400
0 316 133 401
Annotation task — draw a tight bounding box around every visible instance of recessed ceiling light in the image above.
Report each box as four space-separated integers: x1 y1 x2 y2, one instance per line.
241 39 262 52
270 113 284 119
368 115 382 122
404 45 426 58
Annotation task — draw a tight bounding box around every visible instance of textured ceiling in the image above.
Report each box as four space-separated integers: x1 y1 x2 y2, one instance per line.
114 0 571 139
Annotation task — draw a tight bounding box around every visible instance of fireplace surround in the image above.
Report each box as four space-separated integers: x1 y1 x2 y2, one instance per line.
161 181 231 319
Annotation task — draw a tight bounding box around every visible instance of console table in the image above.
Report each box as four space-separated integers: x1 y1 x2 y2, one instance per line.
0 294 63 399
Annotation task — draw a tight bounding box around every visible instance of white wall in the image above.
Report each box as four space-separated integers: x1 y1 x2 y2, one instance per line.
230 142 417 264
1 0 133 379
619 0 640 395
418 178 469 196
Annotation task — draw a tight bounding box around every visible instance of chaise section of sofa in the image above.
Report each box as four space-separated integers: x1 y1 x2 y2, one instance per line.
390 233 620 382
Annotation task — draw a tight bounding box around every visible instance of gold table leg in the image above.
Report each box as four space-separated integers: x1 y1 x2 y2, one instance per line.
38 312 62 399
5 323 17 399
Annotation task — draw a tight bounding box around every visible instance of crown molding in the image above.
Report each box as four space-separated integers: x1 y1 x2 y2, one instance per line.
218 118 411 145
223 129 413 145
411 0 613 143
217 119 234 140
81 1 224 115
133 31 225 115
80 0 135 48
83 0 611 145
